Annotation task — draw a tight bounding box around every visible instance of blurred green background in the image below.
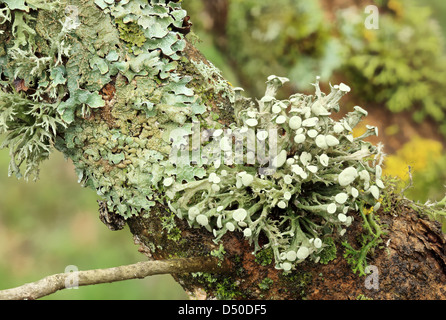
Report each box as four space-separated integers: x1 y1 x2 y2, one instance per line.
1 0 446 299
0 150 188 299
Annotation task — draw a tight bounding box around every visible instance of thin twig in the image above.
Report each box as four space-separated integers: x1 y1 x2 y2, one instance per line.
0 257 228 300
400 166 413 197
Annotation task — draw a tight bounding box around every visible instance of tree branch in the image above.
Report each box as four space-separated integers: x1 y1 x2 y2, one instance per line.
0 257 227 300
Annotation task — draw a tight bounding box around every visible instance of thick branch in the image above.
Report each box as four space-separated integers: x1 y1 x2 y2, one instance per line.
0 257 227 300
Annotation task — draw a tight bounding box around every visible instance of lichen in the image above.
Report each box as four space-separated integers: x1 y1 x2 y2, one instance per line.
1 0 215 216
164 75 386 272
0 0 387 274
343 204 384 276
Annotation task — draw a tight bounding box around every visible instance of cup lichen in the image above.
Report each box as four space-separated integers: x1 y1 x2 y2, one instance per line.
0 0 386 273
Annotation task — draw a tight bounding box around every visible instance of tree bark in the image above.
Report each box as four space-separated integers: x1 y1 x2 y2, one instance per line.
127 186 446 300
0 0 445 301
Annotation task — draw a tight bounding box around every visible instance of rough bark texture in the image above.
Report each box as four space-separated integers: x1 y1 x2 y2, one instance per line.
126 188 446 300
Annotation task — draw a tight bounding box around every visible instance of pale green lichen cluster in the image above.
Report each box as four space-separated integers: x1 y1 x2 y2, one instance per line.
0 0 221 205
166 75 385 271
0 0 115 180
0 0 384 271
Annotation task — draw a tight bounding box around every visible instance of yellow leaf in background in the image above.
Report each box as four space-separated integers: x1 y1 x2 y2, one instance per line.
363 29 376 42
383 136 443 180
384 124 399 136
389 0 404 17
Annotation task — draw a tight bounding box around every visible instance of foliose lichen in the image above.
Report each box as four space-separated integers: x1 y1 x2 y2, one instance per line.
0 0 385 272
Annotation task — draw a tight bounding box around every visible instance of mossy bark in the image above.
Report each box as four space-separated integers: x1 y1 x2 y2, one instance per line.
93 11 446 300
127 185 446 300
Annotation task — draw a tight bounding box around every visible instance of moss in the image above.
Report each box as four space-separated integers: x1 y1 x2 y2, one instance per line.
160 211 182 242
191 272 218 285
318 237 337 264
279 270 313 299
342 208 385 276
379 177 402 216
215 278 242 300
190 272 242 300
210 244 226 266
115 17 146 53
255 247 274 267
339 2 446 135
258 277 274 291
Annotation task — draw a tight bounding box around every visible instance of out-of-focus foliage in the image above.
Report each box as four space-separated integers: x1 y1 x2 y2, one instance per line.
0 147 187 299
339 2 446 135
184 0 343 96
225 0 342 96
180 0 239 86
383 136 446 202
185 0 446 134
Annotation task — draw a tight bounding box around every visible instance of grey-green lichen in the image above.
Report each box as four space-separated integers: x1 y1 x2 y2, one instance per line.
0 0 222 208
0 0 385 272
165 76 385 272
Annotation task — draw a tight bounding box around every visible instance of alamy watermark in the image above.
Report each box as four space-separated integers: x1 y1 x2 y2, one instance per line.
64 265 79 290
365 265 379 290
365 5 379 30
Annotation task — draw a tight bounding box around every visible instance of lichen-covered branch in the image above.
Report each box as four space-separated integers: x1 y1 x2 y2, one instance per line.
1 0 446 300
0 0 385 272
0 257 226 300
